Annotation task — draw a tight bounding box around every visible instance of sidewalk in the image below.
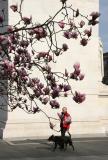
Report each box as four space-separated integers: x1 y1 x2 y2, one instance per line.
0 137 108 160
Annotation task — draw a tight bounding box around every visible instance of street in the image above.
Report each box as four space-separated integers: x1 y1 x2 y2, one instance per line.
0 137 108 160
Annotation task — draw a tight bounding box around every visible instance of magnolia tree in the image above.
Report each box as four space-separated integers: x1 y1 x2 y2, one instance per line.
0 0 99 130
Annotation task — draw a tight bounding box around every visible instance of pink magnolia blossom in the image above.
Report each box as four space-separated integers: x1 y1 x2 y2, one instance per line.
28 30 35 35
21 76 28 82
84 28 92 37
64 84 71 92
0 36 9 46
71 32 78 39
20 40 29 48
74 68 80 76
73 62 80 70
34 27 47 40
11 72 17 79
16 48 25 54
33 107 40 113
34 27 43 34
79 73 85 80
43 87 50 95
37 52 50 60
59 84 64 90
32 78 40 84
33 88 41 98
90 12 100 20
14 54 20 64
27 80 35 87
70 72 78 80
58 21 65 29
73 91 86 103
50 100 60 108
42 97 49 105
7 26 13 32
9 35 18 44
18 68 28 78
43 65 51 73
51 88 60 99
64 31 71 39
2 60 15 75
9 45 15 52
37 83 44 89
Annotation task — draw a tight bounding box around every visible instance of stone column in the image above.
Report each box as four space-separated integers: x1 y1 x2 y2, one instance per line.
0 0 8 139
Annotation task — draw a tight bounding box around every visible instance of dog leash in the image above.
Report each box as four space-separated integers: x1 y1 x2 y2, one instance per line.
52 128 71 138
49 118 72 136
52 128 61 132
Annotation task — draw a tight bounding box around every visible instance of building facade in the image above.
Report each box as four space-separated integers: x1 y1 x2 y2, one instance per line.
0 0 108 139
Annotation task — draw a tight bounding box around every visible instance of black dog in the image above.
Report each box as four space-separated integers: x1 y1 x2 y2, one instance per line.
48 135 74 151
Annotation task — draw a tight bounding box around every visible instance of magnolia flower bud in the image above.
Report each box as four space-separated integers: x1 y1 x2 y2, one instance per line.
64 92 68 97
62 43 68 51
49 122 55 129
65 69 68 77
80 20 85 28
79 74 85 80
10 5 18 12
60 0 67 4
80 38 88 46
75 9 79 17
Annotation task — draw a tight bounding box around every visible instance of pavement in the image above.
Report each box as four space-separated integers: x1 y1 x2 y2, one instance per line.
0 137 108 160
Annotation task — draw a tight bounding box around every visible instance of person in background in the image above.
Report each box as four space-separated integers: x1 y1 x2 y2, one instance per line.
58 107 72 137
